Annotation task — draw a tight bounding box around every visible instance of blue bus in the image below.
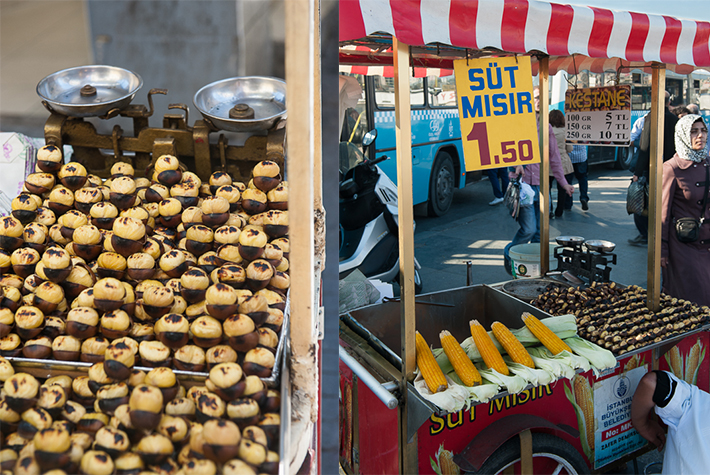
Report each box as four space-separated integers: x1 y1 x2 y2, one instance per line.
341 73 476 217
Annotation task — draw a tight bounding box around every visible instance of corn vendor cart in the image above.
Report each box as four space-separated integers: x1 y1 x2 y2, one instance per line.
338 1 710 473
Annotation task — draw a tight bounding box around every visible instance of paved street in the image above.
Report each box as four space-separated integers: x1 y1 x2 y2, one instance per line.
415 164 650 293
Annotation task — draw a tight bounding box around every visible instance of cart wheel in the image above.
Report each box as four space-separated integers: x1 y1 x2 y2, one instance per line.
471 432 589 475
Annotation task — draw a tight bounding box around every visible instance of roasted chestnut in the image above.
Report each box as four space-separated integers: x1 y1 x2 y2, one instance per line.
36 144 63 173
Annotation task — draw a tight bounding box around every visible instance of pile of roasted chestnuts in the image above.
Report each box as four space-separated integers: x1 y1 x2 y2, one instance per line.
0 357 281 475
0 147 289 378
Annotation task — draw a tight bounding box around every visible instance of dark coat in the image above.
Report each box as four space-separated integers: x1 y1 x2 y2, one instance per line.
661 154 710 305
634 108 679 177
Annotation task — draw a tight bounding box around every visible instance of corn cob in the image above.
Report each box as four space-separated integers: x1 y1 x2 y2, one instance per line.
491 321 535 368
437 447 460 475
521 312 572 355
469 320 509 375
684 340 702 385
439 330 482 387
415 331 447 393
667 345 683 378
623 354 640 372
573 374 595 452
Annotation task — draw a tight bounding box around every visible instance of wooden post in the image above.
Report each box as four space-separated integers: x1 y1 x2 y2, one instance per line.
393 36 418 474
539 57 550 273
285 3 317 471
647 63 666 312
312 0 324 246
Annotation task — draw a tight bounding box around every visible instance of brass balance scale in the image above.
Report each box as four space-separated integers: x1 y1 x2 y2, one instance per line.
36 65 287 182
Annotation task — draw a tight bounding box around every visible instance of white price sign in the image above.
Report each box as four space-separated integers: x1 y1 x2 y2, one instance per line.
565 86 631 147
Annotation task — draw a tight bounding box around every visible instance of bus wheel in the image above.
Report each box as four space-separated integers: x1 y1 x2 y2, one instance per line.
472 433 590 475
614 145 633 170
428 152 455 217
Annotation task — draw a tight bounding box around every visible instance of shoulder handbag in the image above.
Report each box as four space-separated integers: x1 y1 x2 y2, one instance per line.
626 176 648 216
675 164 709 243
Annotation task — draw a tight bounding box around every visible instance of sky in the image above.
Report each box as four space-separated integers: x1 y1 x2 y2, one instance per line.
564 1 710 23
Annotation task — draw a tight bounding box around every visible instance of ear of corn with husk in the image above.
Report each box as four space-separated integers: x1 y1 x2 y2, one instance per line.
565 375 595 461
491 321 535 368
458 315 577 362
521 312 572 355
665 346 684 378
623 354 643 372
416 331 448 393
431 444 460 475
469 319 509 375
684 339 705 385
439 330 481 387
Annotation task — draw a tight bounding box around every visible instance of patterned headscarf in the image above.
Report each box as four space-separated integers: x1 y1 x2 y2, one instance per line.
675 114 709 163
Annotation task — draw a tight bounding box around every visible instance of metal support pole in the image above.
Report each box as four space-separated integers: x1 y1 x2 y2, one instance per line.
339 347 399 410
648 63 665 312
393 36 418 474
539 57 550 273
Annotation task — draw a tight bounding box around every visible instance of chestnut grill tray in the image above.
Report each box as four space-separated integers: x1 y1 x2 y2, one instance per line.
500 279 573 302
5 292 290 389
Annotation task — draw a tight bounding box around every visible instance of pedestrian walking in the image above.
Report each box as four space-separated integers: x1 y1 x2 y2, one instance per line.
566 145 589 211
661 114 710 306
486 167 509 206
549 109 574 217
503 87 573 274
629 91 678 246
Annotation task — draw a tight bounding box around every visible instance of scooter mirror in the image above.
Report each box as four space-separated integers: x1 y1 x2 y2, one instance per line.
362 129 377 148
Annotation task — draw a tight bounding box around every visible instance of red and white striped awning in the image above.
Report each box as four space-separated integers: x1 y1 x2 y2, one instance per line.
339 0 710 75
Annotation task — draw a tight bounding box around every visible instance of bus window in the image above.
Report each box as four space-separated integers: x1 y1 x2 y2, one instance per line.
373 76 425 108
340 74 368 143
428 75 458 107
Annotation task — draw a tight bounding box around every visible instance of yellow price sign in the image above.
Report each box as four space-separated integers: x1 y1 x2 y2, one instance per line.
453 56 540 171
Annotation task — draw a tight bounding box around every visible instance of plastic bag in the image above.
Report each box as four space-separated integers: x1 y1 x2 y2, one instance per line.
519 182 534 206
626 177 648 216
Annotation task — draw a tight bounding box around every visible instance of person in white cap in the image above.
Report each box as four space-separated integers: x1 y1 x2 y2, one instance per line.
631 370 710 474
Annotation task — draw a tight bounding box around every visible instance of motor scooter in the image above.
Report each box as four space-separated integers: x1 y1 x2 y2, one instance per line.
339 130 423 294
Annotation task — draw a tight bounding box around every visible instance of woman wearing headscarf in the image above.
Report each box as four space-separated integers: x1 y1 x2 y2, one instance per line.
661 114 710 305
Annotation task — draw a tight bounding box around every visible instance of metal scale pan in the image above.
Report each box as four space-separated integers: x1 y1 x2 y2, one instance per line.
555 235 585 248
36 65 143 117
193 76 287 132
584 239 616 254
